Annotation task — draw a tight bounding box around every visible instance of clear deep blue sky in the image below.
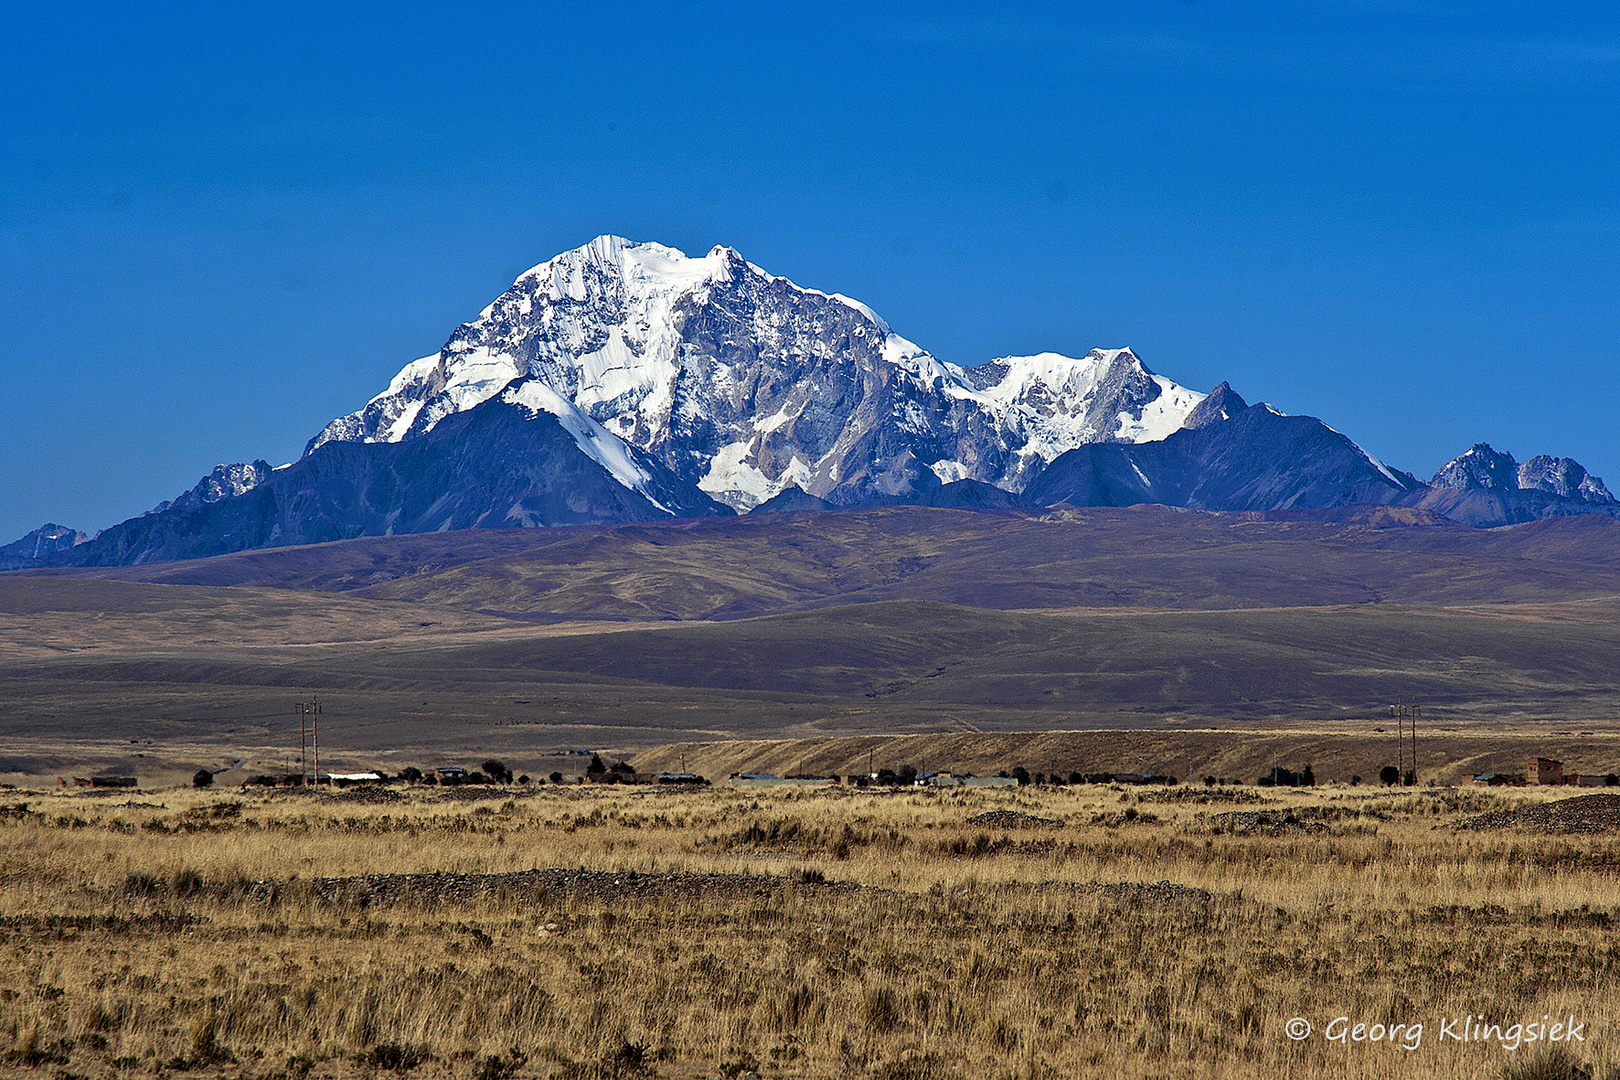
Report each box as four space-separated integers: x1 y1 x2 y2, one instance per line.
3 2 1617 542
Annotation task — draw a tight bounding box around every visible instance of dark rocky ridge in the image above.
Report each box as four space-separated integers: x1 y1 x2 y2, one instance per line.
1023 404 1423 512
49 389 729 567
0 524 88 570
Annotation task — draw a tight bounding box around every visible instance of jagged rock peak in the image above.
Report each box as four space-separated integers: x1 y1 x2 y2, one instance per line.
1182 381 1248 430
150 461 273 515
0 523 88 561
1431 444 1614 505
1431 443 1520 492
1519 455 1615 504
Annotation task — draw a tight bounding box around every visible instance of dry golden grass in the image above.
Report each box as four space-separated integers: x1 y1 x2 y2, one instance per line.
3 781 1619 1079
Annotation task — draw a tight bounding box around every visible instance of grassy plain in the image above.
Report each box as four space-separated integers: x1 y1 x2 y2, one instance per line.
4 781 1620 1080
6 507 1620 1078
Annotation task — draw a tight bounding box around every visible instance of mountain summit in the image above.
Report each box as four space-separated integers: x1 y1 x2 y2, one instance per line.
19 237 1614 567
309 236 1209 511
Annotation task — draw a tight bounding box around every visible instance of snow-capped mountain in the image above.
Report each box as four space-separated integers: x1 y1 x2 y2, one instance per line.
26 235 1619 569
309 236 1209 510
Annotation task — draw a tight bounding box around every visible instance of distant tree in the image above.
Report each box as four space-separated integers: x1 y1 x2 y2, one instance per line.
481 759 512 783
1301 765 1316 786
1204 776 1217 787
1379 765 1399 786
1350 775 1362 786
610 761 636 778
467 771 489 785
192 769 214 789
1034 773 1046 786
1607 774 1619 787
1011 766 1030 786
1069 771 1084 786
401 766 423 783
1257 775 1274 787
876 768 898 786
897 764 917 785
1403 770 1416 786
586 754 607 776
517 774 531 785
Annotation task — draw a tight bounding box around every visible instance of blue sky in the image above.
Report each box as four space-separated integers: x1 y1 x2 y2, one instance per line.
3 2 1617 541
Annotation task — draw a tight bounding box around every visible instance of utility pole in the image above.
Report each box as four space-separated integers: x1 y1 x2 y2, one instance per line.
296 699 320 785
1391 702 1402 781
1391 701 1420 784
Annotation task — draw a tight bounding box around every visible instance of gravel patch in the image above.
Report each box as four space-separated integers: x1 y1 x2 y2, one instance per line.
1023 879 1218 904
1458 793 1620 834
1205 809 1331 835
324 786 404 805
967 810 1063 829
293 868 859 908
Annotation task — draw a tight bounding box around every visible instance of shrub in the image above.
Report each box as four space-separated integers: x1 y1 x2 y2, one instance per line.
193 769 214 789
549 771 564 784
1379 765 1399 786
476 1049 526 1080
367 1043 426 1072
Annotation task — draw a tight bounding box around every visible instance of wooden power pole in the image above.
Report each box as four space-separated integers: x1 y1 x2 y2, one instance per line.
296 699 320 785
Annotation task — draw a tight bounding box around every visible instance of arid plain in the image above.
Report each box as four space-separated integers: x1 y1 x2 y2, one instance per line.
5 505 1620 1078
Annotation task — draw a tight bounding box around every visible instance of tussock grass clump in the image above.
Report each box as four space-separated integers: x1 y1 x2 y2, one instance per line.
1 783 1619 1078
